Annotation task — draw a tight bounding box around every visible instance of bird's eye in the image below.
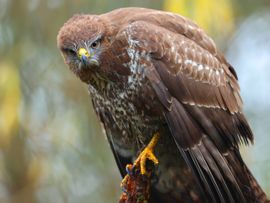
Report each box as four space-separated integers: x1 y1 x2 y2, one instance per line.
91 40 100 49
62 48 76 56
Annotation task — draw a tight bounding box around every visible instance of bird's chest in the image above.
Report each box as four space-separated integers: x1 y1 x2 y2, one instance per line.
89 80 163 151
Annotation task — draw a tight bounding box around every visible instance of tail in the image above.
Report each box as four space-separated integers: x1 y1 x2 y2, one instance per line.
244 165 269 203
226 149 269 203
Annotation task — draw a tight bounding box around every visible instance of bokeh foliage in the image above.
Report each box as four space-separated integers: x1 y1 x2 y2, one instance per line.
0 0 269 202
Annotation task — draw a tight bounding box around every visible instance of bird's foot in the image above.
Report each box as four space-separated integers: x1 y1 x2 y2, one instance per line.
119 133 160 203
134 132 160 176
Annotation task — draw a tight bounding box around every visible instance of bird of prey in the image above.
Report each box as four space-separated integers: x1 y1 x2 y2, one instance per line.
57 7 269 203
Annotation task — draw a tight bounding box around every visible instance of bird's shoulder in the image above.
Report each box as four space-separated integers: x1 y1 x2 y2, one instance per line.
102 8 218 58
101 8 242 114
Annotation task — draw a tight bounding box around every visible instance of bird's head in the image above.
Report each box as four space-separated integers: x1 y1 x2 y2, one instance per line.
57 14 112 85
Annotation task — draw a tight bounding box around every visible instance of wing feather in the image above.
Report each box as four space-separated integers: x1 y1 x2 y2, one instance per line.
119 18 255 202
130 25 253 202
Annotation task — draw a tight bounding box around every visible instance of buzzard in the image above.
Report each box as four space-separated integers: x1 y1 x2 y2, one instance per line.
57 7 269 202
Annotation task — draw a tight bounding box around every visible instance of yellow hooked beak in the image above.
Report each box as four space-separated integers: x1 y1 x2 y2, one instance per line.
77 47 99 67
78 47 90 60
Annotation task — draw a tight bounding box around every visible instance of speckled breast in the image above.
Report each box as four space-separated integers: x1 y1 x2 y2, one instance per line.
88 77 164 155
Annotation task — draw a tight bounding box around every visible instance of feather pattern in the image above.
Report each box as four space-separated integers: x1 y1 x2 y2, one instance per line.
124 14 264 202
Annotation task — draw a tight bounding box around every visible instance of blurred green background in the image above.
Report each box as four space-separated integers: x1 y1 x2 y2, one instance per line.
0 0 269 202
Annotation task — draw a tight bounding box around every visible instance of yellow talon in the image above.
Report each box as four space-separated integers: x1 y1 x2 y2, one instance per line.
119 133 160 202
134 132 160 175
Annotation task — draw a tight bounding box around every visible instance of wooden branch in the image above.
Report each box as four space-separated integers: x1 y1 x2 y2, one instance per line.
119 164 153 203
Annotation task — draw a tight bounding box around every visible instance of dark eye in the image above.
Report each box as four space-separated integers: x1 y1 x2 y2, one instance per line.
62 48 76 56
91 40 100 49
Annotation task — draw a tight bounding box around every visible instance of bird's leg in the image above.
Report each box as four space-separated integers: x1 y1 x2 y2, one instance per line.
133 132 160 175
119 132 160 203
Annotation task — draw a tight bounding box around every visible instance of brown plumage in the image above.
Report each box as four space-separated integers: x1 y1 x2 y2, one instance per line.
57 7 269 203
